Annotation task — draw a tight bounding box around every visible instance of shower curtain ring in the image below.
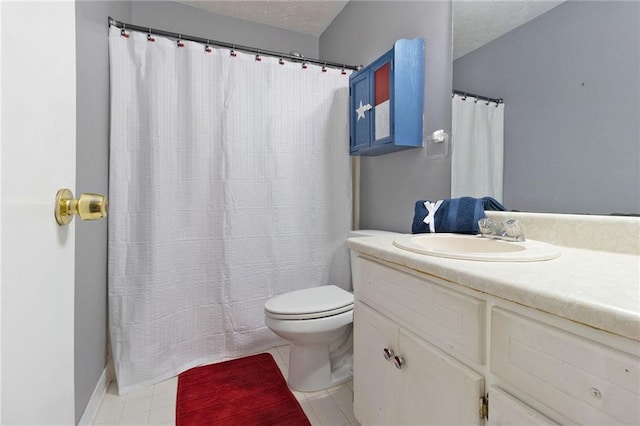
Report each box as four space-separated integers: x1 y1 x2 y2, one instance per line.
341 65 347 75
205 40 212 53
322 62 328 73
230 45 237 57
177 35 184 48
279 55 285 65
147 29 155 43
120 24 129 38
255 49 262 62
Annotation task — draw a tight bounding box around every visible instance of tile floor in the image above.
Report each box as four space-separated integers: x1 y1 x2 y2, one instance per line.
92 345 359 426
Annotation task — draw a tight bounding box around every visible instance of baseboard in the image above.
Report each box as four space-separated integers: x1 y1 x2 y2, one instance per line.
78 367 109 426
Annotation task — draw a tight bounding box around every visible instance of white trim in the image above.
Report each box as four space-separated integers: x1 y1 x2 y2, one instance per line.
78 368 109 426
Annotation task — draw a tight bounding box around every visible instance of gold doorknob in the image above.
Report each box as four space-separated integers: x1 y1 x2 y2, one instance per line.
55 188 108 226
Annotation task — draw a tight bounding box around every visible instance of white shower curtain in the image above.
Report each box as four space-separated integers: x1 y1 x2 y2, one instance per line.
451 93 504 201
108 27 352 394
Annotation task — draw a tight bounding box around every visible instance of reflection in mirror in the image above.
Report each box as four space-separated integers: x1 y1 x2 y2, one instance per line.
452 1 639 215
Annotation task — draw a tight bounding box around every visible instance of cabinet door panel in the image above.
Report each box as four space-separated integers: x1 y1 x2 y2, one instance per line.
488 386 559 426
350 72 371 153
354 303 398 425
397 328 484 425
372 60 392 144
491 308 640 425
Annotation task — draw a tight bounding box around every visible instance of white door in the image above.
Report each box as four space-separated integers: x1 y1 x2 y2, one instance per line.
1 2 77 424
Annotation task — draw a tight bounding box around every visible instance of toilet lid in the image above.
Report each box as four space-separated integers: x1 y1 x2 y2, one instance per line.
265 285 354 320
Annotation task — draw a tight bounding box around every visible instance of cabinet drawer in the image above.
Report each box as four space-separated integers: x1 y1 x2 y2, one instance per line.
355 257 485 364
491 308 640 425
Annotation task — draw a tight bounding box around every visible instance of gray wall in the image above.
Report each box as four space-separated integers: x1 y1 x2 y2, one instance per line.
453 1 640 215
320 1 453 232
131 1 319 58
75 1 131 423
74 1 320 422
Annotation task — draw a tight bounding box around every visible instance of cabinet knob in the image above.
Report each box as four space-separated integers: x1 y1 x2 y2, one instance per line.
383 348 395 361
393 355 406 369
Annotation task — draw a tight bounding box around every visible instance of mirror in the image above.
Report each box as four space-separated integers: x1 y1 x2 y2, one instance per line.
452 1 639 215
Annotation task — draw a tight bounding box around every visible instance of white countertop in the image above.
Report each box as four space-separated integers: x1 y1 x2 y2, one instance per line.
348 234 640 341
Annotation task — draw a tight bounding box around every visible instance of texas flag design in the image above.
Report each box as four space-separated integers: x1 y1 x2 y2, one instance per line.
374 63 390 140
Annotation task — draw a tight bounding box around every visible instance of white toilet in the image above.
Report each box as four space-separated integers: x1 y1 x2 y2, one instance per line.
264 229 394 392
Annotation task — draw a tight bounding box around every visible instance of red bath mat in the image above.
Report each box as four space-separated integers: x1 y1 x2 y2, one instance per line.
176 353 310 426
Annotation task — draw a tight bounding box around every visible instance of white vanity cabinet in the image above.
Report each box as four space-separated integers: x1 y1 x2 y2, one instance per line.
351 254 640 425
354 302 485 425
353 256 487 425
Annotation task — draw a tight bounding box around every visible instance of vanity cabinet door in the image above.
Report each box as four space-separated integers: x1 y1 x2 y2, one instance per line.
487 386 559 426
491 308 640 425
354 303 399 425
397 328 485 425
354 302 485 425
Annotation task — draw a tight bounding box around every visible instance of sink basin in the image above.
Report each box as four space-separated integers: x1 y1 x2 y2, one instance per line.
393 233 560 262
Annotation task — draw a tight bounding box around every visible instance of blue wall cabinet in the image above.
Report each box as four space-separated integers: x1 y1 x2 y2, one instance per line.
349 38 425 156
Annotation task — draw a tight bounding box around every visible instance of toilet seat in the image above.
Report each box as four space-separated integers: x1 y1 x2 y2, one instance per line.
265 285 354 320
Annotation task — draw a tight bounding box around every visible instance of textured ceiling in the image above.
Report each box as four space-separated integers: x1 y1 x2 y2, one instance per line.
179 1 565 57
179 1 349 36
453 1 565 59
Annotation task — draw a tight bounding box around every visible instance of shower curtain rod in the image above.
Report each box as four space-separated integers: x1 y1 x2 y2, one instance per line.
453 89 503 105
108 17 360 71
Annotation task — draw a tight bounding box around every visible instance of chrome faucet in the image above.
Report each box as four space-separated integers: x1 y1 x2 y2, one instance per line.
477 218 526 242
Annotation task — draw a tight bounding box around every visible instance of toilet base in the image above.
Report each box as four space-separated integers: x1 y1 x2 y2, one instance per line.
264 296 354 392
287 342 353 392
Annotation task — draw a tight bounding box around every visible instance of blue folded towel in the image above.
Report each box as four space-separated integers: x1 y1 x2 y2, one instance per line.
411 196 506 234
